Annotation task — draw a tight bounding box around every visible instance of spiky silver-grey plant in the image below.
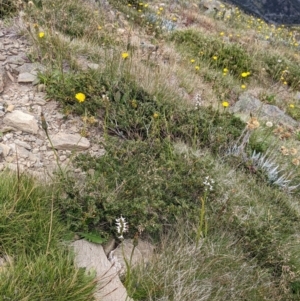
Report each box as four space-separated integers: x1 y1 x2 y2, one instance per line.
250 151 299 193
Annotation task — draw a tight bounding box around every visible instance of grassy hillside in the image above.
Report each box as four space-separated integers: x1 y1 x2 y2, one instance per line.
2 0 300 300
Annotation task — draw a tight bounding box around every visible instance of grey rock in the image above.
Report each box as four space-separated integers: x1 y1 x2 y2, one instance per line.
33 95 46 106
0 143 10 157
18 72 37 83
103 238 116 256
15 139 31 150
37 84 46 92
6 54 26 65
15 62 45 74
72 239 133 301
200 0 222 11
0 68 4 93
88 63 100 70
230 92 298 127
0 54 6 61
109 239 154 275
49 133 90 150
227 0 300 25
3 110 39 134
15 145 30 158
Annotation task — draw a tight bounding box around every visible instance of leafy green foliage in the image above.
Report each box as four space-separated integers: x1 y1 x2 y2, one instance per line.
59 138 210 235
0 0 20 18
78 232 107 244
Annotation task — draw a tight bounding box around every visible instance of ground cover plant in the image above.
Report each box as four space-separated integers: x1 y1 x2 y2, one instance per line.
3 0 300 300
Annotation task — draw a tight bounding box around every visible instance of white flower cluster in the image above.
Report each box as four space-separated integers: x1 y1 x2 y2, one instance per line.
116 216 128 240
203 176 214 191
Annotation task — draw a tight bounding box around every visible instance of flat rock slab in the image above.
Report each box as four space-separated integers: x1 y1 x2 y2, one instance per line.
109 239 155 275
18 72 37 83
3 110 38 134
49 133 90 150
72 239 133 301
15 62 45 74
230 92 298 127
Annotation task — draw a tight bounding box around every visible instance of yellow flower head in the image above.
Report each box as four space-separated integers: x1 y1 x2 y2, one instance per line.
241 84 246 89
190 59 195 63
289 104 295 108
98 25 102 30
159 7 163 11
241 72 248 77
222 101 229 107
75 93 86 103
121 52 129 59
153 112 159 119
195 66 200 71
220 32 224 36
213 56 218 60
38 32 45 38
223 68 228 73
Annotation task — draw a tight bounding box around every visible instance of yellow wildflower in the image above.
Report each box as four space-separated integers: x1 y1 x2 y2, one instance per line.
159 7 163 11
241 84 246 89
190 59 195 63
75 93 86 103
98 25 102 30
223 68 228 73
220 32 224 36
289 104 295 108
131 100 138 108
121 52 129 59
241 72 248 77
222 101 229 107
144 3 148 7
38 32 45 38
195 66 200 71
213 56 218 60
153 112 159 119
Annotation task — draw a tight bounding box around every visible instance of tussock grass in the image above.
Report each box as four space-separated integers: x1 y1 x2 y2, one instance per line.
0 171 96 300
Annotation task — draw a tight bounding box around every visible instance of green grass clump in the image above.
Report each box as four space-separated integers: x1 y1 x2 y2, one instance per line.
25 0 114 46
263 54 300 90
0 250 96 301
170 29 256 77
0 171 96 300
